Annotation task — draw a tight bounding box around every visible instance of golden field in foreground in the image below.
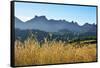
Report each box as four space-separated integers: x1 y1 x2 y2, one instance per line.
15 38 97 66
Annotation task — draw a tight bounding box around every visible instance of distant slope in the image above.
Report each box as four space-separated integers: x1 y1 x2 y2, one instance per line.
15 16 96 32
15 16 97 42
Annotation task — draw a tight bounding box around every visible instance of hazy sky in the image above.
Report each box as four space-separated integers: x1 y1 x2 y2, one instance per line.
15 2 96 25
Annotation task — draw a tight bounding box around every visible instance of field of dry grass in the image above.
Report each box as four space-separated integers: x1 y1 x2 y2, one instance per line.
15 37 97 66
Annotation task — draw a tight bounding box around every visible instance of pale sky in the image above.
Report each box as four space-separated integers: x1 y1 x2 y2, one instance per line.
15 1 97 25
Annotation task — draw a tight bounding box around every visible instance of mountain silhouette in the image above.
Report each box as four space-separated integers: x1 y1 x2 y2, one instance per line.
15 16 96 33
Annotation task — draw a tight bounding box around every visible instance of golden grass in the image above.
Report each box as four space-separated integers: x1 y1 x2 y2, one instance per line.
15 37 97 66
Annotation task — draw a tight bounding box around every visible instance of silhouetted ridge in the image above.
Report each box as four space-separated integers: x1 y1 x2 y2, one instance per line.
15 16 96 33
34 15 48 20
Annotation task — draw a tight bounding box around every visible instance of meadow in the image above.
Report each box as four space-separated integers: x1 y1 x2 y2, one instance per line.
15 35 97 66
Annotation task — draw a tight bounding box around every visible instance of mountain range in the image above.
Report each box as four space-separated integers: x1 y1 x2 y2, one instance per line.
15 15 96 33
15 16 97 42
